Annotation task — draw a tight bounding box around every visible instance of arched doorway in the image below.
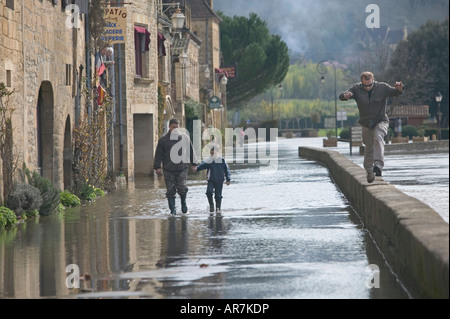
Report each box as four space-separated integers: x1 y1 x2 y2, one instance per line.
36 82 55 182
63 116 72 190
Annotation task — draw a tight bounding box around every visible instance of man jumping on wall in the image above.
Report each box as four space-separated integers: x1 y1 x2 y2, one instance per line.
340 72 404 183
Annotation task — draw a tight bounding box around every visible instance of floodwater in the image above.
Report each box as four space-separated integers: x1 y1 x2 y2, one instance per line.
0 138 417 299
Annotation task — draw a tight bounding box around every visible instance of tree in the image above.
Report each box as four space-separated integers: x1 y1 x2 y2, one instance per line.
218 12 290 109
386 19 449 126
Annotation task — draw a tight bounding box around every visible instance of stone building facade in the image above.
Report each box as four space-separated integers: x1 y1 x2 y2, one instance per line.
189 0 224 128
1 0 87 200
111 0 159 179
1 0 222 201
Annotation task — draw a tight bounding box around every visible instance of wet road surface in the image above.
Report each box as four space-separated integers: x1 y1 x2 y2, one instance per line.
0 138 423 299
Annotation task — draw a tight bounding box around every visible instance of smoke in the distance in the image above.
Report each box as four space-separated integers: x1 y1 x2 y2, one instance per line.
213 0 449 60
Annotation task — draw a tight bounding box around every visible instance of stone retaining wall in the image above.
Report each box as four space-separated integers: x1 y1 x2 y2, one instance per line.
298 146 449 299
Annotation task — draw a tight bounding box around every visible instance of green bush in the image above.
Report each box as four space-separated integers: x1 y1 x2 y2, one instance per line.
185 99 203 120
0 206 18 227
388 128 394 139
26 209 39 218
61 191 81 207
6 183 43 217
339 127 350 139
24 166 61 216
94 188 105 197
56 203 64 214
401 125 419 139
79 184 97 201
0 213 6 228
442 129 449 140
326 129 335 139
78 184 106 201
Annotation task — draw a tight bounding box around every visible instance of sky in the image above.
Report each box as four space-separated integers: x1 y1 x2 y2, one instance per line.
213 0 449 59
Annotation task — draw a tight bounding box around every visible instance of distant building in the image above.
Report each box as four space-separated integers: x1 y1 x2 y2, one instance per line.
189 0 224 129
389 105 430 127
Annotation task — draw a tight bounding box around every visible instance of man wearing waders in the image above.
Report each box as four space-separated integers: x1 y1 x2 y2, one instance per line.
154 119 198 215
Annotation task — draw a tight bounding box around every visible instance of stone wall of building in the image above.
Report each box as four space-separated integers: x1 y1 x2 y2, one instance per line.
1 2 24 201
1 1 86 192
191 12 222 128
121 0 159 179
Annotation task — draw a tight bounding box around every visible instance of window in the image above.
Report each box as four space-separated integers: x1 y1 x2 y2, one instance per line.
134 26 150 78
65 64 72 86
6 0 14 10
61 0 68 11
6 70 12 87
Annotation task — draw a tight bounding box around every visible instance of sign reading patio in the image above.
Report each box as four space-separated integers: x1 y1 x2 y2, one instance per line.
209 96 222 109
101 7 127 45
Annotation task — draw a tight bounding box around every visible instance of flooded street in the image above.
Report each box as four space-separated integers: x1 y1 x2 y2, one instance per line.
0 138 427 299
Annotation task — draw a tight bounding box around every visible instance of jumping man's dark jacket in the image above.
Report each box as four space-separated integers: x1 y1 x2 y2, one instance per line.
339 81 404 128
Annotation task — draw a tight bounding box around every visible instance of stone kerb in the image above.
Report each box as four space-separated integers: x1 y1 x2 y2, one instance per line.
298 146 449 299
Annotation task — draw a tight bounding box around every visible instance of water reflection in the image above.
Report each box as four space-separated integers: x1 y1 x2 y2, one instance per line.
0 138 411 299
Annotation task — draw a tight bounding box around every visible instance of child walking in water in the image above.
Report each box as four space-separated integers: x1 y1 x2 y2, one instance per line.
194 144 231 213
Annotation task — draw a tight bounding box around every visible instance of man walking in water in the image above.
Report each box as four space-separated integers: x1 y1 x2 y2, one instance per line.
340 72 404 183
154 119 198 215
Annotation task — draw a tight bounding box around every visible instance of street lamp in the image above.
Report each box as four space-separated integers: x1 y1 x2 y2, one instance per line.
436 92 443 140
171 8 186 37
318 60 338 138
220 75 228 130
203 65 210 79
220 75 228 86
271 84 283 121
178 52 188 125
156 2 186 38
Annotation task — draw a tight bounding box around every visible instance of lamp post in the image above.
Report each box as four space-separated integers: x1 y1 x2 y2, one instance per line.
271 84 283 121
436 92 443 140
171 8 186 38
157 2 186 33
220 75 228 130
317 60 337 138
179 52 188 126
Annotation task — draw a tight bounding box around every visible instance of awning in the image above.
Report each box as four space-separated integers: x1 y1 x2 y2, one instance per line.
134 26 151 52
158 32 166 57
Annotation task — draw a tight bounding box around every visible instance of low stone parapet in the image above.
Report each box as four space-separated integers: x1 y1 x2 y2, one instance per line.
298 146 449 299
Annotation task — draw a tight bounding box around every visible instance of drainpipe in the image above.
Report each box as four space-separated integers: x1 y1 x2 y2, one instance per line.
85 5 91 120
206 19 209 69
205 18 209 126
75 64 83 126
118 44 124 174
22 0 27 166
107 49 116 178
